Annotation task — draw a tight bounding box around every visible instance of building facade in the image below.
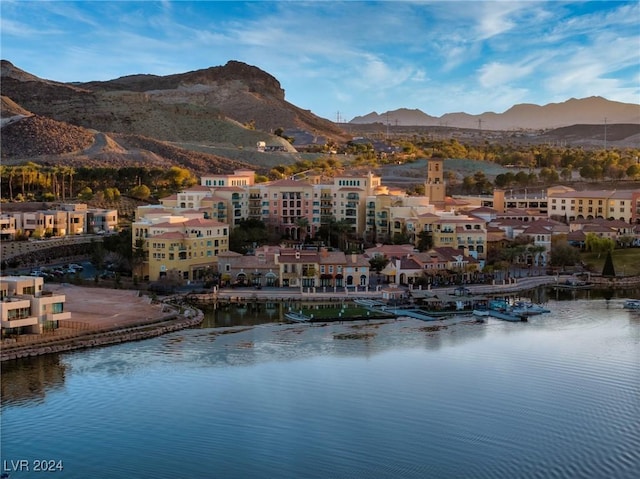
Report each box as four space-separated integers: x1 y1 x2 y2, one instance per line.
1 276 70 336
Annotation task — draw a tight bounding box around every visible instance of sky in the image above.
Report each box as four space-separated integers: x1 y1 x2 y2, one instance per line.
1 1 639 121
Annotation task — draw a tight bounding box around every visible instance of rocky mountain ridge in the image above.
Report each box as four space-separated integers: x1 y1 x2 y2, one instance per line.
0 60 348 146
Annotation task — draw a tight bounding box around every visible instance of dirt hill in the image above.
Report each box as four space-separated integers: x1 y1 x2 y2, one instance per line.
0 60 353 173
0 60 348 147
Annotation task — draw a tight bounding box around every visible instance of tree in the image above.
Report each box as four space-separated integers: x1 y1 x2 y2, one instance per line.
602 250 616 277
132 238 147 279
549 242 580 269
103 187 121 203
332 219 351 251
229 219 268 253
585 233 614 258
626 164 640 180
78 186 93 201
417 231 434 251
369 255 387 284
165 166 195 191
526 244 547 266
294 217 309 243
130 184 151 200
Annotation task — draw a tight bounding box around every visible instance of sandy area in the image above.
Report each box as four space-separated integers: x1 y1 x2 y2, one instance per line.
46 284 168 329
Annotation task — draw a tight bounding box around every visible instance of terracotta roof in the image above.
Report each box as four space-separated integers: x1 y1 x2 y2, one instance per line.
217 251 243 258
267 179 312 187
212 186 246 192
183 218 227 227
152 231 186 240
566 230 586 241
469 206 498 214
182 186 211 192
318 251 347 264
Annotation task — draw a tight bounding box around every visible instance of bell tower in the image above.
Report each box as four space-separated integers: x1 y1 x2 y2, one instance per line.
425 158 445 207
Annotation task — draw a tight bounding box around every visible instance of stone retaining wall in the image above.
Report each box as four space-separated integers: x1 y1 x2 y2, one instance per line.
0 310 203 361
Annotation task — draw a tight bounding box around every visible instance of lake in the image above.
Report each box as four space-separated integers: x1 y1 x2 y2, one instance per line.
2 291 639 479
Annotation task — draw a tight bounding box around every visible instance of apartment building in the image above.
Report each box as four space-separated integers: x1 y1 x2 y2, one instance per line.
1 276 71 336
415 212 487 260
547 187 640 224
217 246 371 290
132 212 229 282
0 203 117 238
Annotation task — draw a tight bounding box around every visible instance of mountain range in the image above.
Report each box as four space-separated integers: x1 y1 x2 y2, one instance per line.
1 59 639 177
350 97 640 130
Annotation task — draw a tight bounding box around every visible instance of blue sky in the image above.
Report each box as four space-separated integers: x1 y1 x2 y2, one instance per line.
1 1 638 121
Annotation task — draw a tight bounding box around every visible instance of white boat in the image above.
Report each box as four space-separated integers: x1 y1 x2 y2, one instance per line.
511 301 551 316
473 309 490 317
285 311 310 322
623 299 640 310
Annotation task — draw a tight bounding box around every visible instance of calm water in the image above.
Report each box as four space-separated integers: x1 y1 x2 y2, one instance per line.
2 294 640 479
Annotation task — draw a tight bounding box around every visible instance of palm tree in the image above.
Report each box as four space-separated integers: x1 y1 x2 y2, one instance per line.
67 166 76 199
333 219 351 251
296 217 309 243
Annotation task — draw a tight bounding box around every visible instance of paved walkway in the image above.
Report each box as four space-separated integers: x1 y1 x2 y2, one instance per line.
212 274 574 301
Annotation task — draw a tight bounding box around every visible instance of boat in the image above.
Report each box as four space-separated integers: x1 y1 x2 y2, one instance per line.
488 309 528 322
473 308 490 317
485 299 528 322
623 299 640 310
472 308 490 322
511 301 551 316
285 311 310 322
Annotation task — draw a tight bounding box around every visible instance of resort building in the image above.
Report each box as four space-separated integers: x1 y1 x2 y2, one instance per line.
0 203 117 238
547 187 640 224
217 246 371 290
132 212 229 282
0 276 70 336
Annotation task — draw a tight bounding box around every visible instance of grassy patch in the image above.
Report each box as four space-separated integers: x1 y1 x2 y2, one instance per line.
301 306 373 319
581 248 640 277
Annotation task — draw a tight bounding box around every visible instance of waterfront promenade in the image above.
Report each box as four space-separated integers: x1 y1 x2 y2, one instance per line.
3 272 636 361
212 274 575 302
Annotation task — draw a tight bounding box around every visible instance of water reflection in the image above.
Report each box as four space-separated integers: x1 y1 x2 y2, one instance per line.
2 291 640 479
1 355 67 407
2 287 638 406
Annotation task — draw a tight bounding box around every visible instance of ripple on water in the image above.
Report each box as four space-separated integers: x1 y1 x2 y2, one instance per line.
2 301 639 478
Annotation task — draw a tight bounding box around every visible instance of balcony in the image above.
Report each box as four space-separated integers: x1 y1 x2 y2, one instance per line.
1 316 38 329
347 193 359 200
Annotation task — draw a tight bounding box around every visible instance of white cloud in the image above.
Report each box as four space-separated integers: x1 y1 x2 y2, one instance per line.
478 62 534 89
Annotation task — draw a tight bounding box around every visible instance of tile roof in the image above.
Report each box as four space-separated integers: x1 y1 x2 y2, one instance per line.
152 232 186 240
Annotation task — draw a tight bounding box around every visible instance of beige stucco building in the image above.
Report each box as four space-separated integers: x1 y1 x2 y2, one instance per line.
1 276 71 336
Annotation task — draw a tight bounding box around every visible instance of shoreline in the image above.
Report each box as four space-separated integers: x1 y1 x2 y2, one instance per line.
3 273 638 361
0 310 203 362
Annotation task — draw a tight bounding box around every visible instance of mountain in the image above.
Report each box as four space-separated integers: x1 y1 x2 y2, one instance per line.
0 60 353 174
0 59 348 149
350 97 640 130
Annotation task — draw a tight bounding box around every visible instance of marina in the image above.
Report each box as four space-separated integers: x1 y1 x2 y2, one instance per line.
2 295 639 479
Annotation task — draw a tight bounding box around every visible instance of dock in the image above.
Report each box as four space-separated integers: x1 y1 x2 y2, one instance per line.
386 309 439 322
